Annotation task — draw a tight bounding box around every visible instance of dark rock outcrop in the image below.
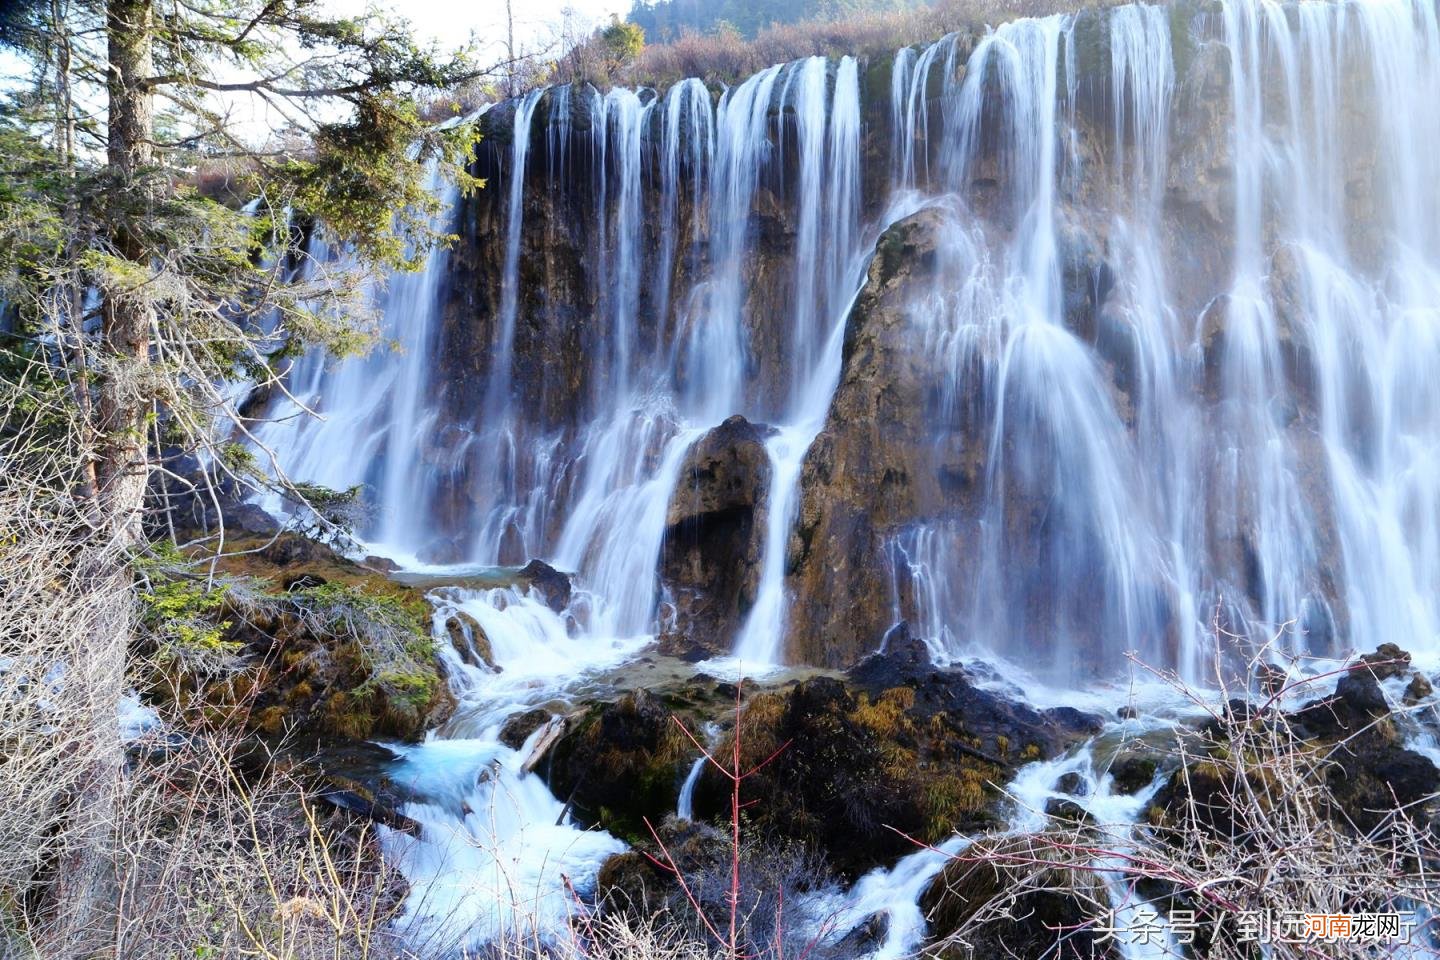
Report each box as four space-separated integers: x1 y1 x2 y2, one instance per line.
659 416 773 658
920 834 1119 960
517 558 572 613
499 708 552 750
1158 648 1440 837
691 664 1101 877
594 816 834 956
544 689 691 841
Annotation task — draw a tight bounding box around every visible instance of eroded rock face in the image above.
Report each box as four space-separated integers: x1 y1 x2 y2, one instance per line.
659 415 773 658
785 209 966 667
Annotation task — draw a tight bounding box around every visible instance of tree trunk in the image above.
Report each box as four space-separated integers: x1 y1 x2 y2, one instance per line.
97 0 155 544
37 2 154 952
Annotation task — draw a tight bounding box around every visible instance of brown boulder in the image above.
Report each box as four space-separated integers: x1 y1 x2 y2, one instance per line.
658 416 773 658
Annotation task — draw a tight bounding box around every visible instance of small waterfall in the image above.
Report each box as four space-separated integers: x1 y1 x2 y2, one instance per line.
676 758 705 821
489 88 547 420
602 89 652 397
252 164 458 557
787 56 830 396
694 65 783 421
819 729 1175 960
380 585 648 951
656 79 714 361
732 56 867 667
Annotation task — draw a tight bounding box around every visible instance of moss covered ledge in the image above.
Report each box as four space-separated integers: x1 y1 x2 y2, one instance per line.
140 533 455 746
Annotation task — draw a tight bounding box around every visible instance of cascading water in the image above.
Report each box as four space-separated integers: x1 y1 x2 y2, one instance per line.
883 0 1440 681
252 162 459 559
251 0 1440 952
732 55 866 669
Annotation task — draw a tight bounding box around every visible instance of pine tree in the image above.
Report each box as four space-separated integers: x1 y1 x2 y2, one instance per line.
0 3 490 947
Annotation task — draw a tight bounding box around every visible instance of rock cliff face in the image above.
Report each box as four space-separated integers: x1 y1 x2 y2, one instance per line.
319 0 1432 677
785 208 972 666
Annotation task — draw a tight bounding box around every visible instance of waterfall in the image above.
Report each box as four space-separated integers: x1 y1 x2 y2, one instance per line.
250 0 1440 949
882 0 1440 678
489 88 547 421
787 56 829 397
260 0 1440 684
251 163 458 558
656 79 714 362
732 55 867 668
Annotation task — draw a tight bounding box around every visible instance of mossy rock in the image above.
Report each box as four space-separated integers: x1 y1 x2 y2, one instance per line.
920 834 1118 960
544 688 693 843
152 533 454 746
692 676 1011 878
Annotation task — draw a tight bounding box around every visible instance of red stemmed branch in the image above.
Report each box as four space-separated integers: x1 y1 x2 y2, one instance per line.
639 679 795 959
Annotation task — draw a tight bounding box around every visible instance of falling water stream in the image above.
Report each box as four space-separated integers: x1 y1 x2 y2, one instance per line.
255 0 1440 953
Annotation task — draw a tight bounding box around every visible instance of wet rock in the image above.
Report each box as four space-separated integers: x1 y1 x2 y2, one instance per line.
300 745 424 835
260 532 334 568
691 671 1099 878
848 644 1105 755
847 621 930 686
544 689 690 841
1045 797 1091 824
1267 243 1321 410
498 708 551 750
920 834 1119 960
1404 672 1433 704
1199 698 1266 742
444 611 495 671
1359 643 1412 681
1109 755 1159 795
1335 668 1387 715
1253 661 1288 696
1116 705 1138 720
1058 217 1114 344
317 787 421 836
658 415 772 658
1197 293 1232 404
517 559 572 613
831 912 890 954
1326 745 1440 836
1056 772 1088 797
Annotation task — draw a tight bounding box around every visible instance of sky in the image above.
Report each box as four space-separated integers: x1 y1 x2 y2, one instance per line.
336 0 632 63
